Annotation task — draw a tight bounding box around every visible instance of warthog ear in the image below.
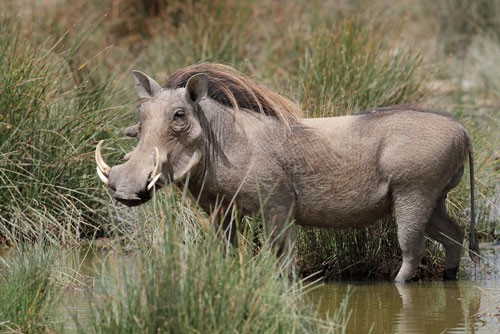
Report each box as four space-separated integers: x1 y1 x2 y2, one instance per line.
185 73 208 105
132 70 162 99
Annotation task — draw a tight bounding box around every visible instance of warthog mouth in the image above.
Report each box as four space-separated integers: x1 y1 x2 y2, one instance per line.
95 140 164 207
111 190 152 207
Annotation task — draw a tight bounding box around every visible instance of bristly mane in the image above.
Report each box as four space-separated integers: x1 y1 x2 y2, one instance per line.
165 63 302 123
358 104 458 120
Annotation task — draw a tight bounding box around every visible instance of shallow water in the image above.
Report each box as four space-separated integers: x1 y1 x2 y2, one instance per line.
307 244 500 333
3 243 498 333
308 280 499 333
56 247 137 332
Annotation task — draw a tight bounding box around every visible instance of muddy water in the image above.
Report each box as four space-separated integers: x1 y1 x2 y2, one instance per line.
57 248 138 332
309 280 499 333
308 245 500 333
57 244 500 333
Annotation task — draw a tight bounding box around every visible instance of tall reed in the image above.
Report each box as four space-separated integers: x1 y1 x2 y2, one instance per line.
78 195 339 333
0 22 127 244
298 19 426 117
0 245 61 333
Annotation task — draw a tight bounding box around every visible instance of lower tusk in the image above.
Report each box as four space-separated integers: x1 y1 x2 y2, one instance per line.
147 173 162 192
153 147 161 176
147 147 163 192
96 166 109 185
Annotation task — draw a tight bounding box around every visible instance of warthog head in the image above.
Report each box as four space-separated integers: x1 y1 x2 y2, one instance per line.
96 71 208 206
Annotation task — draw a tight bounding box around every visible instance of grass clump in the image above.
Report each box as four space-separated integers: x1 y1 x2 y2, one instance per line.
0 24 127 245
78 197 337 333
431 0 500 55
299 19 426 117
297 220 401 281
0 245 61 333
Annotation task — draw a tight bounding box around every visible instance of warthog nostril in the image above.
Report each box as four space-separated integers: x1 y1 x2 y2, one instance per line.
113 191 141 201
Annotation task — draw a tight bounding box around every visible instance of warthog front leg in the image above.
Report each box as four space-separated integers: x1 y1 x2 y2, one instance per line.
262 204 297 260
212 205 239 248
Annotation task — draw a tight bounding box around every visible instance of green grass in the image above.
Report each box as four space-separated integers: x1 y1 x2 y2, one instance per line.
298 19 426 117
425 0 500 55
77 195 339 333
0 0 498 286
0 22 128 244
0 245 61 333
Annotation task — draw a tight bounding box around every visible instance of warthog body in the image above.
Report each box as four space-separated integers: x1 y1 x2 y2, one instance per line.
96 63 479 282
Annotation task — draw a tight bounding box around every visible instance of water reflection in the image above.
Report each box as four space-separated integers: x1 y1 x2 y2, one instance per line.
57 247 135 332
307 243 500 333
394 282 481 333
308 280 500 333
308 280 499 333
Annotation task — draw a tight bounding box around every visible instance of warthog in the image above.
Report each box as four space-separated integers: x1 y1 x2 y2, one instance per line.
96 63 479 282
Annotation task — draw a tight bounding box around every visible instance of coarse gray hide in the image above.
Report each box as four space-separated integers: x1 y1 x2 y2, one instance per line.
95 64 479 282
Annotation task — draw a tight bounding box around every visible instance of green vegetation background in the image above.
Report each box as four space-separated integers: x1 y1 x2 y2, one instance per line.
0 0 498 332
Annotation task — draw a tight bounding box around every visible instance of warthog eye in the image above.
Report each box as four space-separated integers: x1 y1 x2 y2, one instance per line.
173 109 186 120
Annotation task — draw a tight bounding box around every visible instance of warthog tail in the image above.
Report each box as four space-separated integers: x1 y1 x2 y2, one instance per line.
468 147 480 263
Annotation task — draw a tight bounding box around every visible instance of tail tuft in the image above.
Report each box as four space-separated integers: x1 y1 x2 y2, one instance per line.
469 235 480 264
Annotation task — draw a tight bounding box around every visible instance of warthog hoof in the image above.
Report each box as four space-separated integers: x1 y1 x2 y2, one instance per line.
443 267 459 280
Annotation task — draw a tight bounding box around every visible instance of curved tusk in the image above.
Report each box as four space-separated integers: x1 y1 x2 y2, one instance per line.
147 173 162 191
147 147 163 191
96 166 109 185
153 147 162 177
95 140 111 175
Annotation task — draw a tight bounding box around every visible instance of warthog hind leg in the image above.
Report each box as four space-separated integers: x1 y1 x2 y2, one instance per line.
426 199 465 280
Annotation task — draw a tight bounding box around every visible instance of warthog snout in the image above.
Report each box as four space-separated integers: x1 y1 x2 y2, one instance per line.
112 188 150 207
95 141 163 207
108 164 153 207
